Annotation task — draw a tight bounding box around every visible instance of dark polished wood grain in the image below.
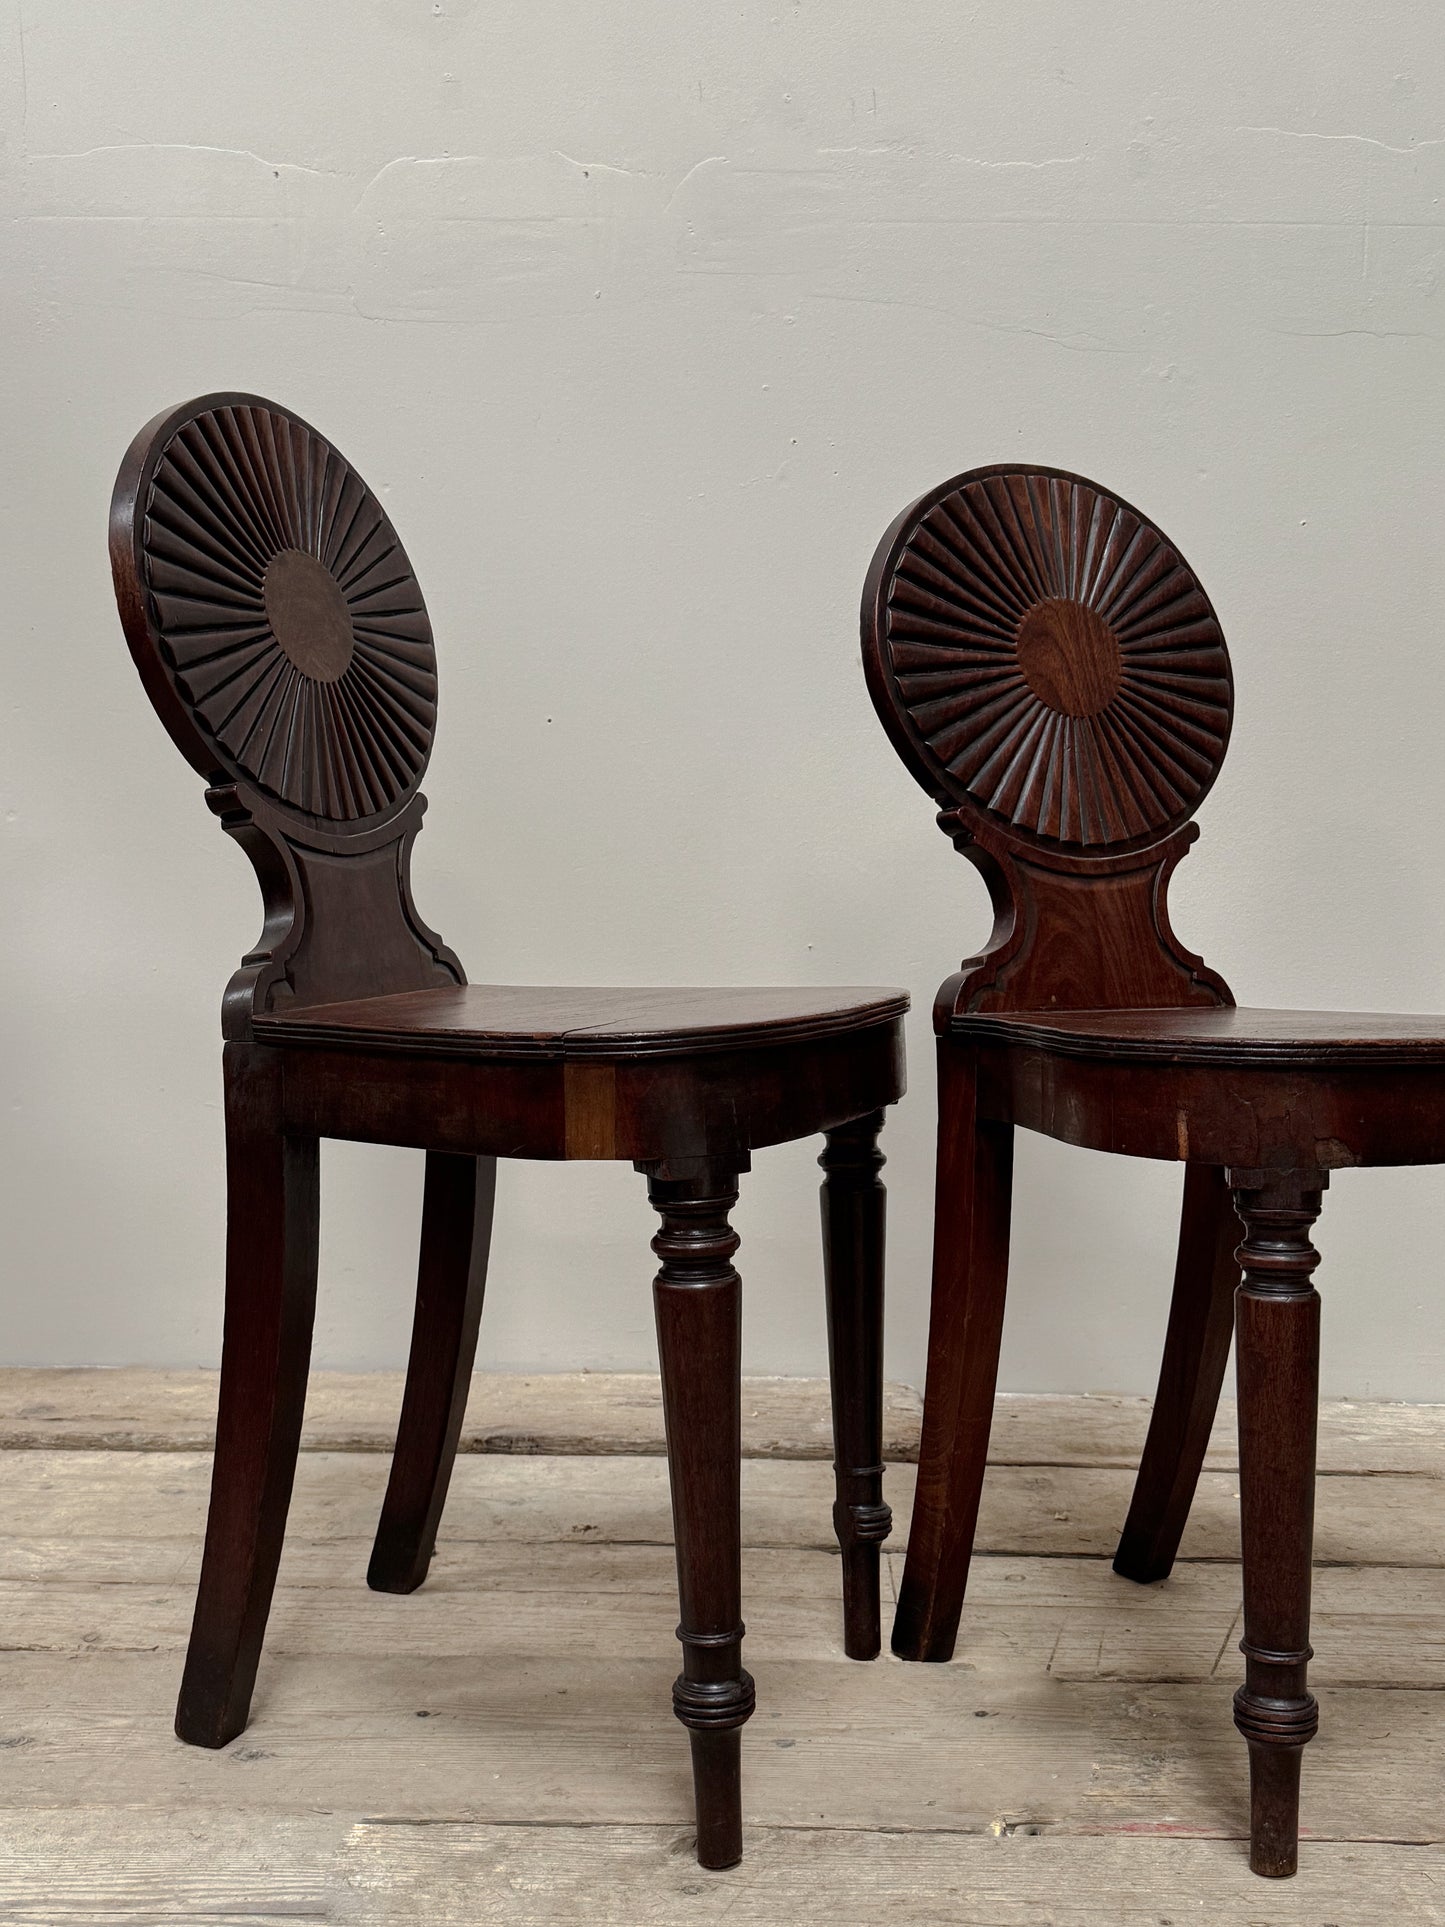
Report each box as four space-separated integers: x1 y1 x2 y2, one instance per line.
976 1040 1445 1170
112 396 463 1046
175 1042 319 1749
111 395 437 824
819 1111 891 1660
368 1151 496 1595
646 1165 753 1871
955 1004 1445 1065
1112 1162 1239 1585
861 467 1232 855
865 461 1445 1878
113 393 908 1870
891 1041 1013 1662
1229 1169 1324 1880
254 982 908 1059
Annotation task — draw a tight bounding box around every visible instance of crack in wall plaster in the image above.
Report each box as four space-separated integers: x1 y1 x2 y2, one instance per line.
1238 125 1445 156
1272 326 1437 342
663 156 728 210
947 152 1087 170
552 151 657 181
28 141 353 180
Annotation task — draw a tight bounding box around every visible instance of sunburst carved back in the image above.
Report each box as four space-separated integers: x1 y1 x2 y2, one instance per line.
128 397 436 824
863 468 1233 853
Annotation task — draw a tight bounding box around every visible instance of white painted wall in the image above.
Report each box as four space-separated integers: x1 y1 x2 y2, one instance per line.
2 2 1444 1397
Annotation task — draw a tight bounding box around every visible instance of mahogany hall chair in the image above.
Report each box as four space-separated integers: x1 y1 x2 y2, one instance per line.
109 392 907 1871
862 464 1445 1879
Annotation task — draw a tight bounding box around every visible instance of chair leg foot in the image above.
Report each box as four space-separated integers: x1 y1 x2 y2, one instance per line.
646 1162 754 1870
687 1727 747 1871
1240 1722 1309 1877
820 1111 890 1662
837 1544 883 1661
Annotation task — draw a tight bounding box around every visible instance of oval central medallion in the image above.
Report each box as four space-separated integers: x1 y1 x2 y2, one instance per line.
263 549 355 683
1014 596 1123 719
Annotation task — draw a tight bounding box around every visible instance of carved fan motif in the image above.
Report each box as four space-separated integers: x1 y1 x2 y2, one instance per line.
139 402 436 821
870 469 1232 850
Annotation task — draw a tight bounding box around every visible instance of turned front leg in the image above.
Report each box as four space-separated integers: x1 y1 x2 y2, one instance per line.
819 1111 891 1659
646 1165 754 1871
1228 1168 1325 1879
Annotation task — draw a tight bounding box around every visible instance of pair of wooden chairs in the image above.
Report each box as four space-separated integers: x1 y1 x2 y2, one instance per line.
112 395 1443 1880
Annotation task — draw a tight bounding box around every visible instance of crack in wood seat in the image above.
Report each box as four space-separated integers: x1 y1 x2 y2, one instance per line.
110 392 908 1874
861 462 1445 1882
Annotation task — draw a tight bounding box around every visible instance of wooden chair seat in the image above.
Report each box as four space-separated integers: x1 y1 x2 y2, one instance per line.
955 1006 1445 1066
258 982 907 1059
861 463 1445 1880
109 393 908 1873
958 1007 1445 1171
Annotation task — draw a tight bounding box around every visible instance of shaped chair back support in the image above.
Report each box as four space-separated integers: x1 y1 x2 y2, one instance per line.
862 466 1235 1018
109 393 462 1037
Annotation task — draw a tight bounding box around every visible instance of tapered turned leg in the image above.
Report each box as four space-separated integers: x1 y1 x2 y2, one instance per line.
368 1153 498 1593
1228 1168 1326 1879
1115 1163 1240 1583
645 1163 754 1871
819 1111 891 1660
176 1043 319 1749
893 1041 1014 1663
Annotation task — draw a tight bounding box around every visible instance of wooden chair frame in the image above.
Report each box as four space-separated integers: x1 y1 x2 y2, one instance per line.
110 393 908 1869
863 464 1445 1877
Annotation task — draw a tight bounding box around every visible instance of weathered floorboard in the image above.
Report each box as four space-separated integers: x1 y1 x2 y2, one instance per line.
0 1369 923 1460
2 1813 1441 1927
8 1564 1445 1688
0 1368 1437 1476
5 1559 1445 1686
0 1380 1441 1920
0 1651 1441 1843
3 1450 1441 1567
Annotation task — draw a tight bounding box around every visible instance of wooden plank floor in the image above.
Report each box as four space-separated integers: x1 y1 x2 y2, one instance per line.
0 1373 1440 1923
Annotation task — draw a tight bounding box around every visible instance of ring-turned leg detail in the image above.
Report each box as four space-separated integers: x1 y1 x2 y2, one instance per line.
645 1165 754 1871
820 1110 891 1660
1227 1167 1326 1879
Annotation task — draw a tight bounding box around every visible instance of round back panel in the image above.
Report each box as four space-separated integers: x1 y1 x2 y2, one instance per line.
862 467 1232 853
112 394 437 825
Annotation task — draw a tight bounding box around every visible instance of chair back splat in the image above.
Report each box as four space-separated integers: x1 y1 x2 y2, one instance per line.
109 393 463 1038
861 466 1235 1021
